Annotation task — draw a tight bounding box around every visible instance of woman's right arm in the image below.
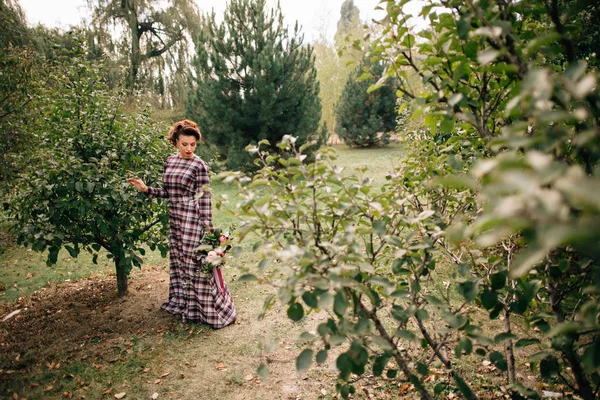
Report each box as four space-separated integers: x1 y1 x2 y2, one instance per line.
128 160 169 198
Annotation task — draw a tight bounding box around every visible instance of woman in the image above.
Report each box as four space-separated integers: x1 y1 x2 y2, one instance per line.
128 119 236 329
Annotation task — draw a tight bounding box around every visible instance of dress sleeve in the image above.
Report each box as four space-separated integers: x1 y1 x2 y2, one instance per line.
196 161 213 228
145 159 169 199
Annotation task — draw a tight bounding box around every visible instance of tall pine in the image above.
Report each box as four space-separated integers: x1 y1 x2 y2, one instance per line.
186 0 322 170
334 59 397 148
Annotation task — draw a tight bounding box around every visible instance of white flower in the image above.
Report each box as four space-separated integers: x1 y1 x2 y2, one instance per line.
206 250 219 263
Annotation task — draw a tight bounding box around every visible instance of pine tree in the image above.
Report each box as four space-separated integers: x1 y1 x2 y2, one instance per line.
334 59 397 148
186 0 322 170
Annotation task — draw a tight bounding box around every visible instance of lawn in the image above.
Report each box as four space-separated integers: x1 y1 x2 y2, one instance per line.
0 144 408 400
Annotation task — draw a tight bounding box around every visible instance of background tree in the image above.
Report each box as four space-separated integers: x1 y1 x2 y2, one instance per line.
313 38 341 134
85 0 201 98
7 39 170 297
0 0 29 48
186 0 322 171
334 58 397 147
311 0 365 136
0 0 37 189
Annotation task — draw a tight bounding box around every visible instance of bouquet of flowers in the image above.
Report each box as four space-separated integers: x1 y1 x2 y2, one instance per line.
194 227 234 276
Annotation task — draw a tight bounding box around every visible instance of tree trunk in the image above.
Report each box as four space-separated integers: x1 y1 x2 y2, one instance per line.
123 0 140 90
115 256 128 297
503 307 517 384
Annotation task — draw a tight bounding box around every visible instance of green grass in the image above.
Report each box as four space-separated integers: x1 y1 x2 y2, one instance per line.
328 142 405 188
0 246 115 303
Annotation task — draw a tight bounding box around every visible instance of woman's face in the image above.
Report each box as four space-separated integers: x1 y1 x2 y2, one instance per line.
176 134 197 159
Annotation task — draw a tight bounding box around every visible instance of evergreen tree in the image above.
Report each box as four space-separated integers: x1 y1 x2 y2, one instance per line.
334 59 397 148
186 0 322 170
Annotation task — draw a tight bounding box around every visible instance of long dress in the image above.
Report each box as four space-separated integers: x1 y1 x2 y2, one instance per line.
146 154 237 329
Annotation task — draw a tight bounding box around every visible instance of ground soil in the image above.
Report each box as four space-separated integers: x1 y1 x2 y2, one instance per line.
0 268 344 400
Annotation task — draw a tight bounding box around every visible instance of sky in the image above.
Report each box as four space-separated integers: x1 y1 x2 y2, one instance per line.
18 0 384 43
18 0 424 44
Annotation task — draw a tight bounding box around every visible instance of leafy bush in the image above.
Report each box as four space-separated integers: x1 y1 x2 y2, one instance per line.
221 0 600 398
7 39 171 296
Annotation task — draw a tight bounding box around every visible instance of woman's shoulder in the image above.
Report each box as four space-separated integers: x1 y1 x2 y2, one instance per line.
192 155 210 170
165 153 179 162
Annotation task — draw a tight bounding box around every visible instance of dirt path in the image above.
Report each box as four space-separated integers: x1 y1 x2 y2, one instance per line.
0 268 341 400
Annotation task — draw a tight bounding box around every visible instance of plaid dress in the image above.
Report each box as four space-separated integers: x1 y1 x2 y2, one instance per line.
146 154 237 329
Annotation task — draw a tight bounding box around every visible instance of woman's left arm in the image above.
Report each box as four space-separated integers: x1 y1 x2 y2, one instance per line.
196 161 213 228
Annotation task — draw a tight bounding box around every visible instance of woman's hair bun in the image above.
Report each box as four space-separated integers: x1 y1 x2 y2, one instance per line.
167 119 202 146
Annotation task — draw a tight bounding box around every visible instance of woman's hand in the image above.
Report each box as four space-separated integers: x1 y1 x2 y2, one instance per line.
127 178 148 193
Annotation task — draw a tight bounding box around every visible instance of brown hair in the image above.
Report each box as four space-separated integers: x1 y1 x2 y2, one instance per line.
167 119 202 146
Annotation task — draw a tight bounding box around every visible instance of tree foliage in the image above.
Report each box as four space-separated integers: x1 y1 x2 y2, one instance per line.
313 0 368 136
85 0 201 100
334 58 397 147
220 0 600 398
7 39 170 296
0 0 29 48
186 0 322 171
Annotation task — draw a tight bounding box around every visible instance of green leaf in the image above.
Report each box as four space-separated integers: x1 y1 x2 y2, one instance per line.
238 274 257 282
480 289 498 310
490 272 506 290
455 338 472 358
547 322 581 338
395 329 417 341
372 355 388 377
287 302 304 321
494 333 517 343
334 291 349 317
489 351 508 371
372 219 386 236
540 356 560 378
477 48 499 65
65 245 78 258
257 363 268 380
509 245 546 278
296 349 313 372
302 291 319 308
515 338 541 348
316 349 328 364
457 279 479 302
457 15 471 40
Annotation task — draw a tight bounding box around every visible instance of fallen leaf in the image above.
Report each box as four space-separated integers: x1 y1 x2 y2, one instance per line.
29 383 39 388
63 391 73 398
143 368 150 373
216 363 225 371
114 393 126 399
218 341 223 345
151 393 159 400
45 385 54 392
12 393 18 400
102 388 112 395
245 375 253 381
159 372 170 378
154 379 162 384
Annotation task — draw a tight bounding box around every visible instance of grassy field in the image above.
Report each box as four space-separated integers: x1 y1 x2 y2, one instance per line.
0 144 408 400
